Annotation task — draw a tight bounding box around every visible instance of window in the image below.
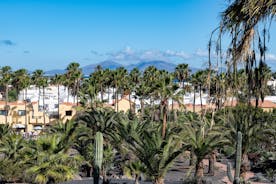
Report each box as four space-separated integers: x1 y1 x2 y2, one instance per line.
18 110 26 116
65 110 72 116
0 110 7 116
54 104 59 108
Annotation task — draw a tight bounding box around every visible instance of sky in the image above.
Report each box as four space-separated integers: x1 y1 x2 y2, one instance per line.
0 0 276 71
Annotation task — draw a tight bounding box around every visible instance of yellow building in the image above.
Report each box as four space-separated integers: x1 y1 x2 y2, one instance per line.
112 97 135 113
0 101 77 132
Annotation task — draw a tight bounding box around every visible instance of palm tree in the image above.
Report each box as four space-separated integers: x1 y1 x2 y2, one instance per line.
221 0 276 61
31 69 44 111
113 67 127 112
129 68 141 114
93 65 105 102
51 74 64 119
24 134 82 184
66 62 83 105
219 105 276 176
180 117 228 182
79 77 98 108
191 70 208 112
174 63 190 90
0 133 26 182
76 108 120 183
40 77 48 125
154 70 181 138
0 66 12 124
117 120 186 184
12 69 30 132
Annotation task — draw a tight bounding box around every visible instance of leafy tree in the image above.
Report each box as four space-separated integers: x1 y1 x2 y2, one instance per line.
0 66 12 124
117 120 185 184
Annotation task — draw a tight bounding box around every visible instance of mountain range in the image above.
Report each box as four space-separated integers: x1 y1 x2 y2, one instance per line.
45 60 199 76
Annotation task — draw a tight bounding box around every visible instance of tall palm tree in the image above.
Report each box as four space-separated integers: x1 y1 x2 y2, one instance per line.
113 67 127 112
0 66 12 124
31 69 44 111
154 70 181 138
129 68 141 114
40 77 48 125
12 69 30 132
66 62 83 105
51 74 64 119
174 63 190 90
221 0 276 61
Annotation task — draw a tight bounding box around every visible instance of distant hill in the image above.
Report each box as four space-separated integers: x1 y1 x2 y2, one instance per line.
126 60 176 72
82 60 123 75
45 69 66 76
45 60 200 76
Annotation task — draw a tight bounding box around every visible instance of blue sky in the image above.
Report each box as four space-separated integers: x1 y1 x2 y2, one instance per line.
0 0 276 71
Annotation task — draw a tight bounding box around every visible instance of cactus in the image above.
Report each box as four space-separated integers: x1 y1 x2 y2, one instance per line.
94 131 103 184
227 131 242 184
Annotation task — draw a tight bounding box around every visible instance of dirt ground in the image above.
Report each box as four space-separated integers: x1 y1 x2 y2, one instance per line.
63 157 271 184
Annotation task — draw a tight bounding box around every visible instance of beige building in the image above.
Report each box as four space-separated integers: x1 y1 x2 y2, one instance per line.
112 97 135 113
0 101 77 132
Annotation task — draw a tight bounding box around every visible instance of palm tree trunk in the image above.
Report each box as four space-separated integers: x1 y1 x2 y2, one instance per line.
134 174 139 184
116 86 119 112
67 87 70 103
43 87 46 125
195 160 204 183
208 151 216 175
38 87 40 111
5 85 8 125
200 84 203 111
58 84 60 120
193 86 196 113
129 92 132 113
241 153 250 179
101 84 104 103
153 177 164 184
76 80 79 106
108 85 110 103
25 88 28 132
140 98 144 117
162 102 167 139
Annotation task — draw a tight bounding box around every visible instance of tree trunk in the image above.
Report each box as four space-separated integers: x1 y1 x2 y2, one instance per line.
241 153 250 179
38 87 40 111
25 89 28 132
5 84 8 125
153 177 164 184
129 92 132 114
193 87 196 113
208 151 216 175
195 160 204 181
134 174 139 184
162 102 167 139
43 87 46 125
58 84 60 120
140 98 144 117
108 85 110 104
76 80 79 106
200 84 202 110
116 87 119 112
67 87 70 103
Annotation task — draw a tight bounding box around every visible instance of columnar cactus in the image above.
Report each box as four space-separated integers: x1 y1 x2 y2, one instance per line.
94 131 103 184
227 131 242 184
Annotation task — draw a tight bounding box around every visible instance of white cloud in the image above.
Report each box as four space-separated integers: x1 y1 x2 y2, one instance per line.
267 53 276 61
105 47 191 62
194 49 209 57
